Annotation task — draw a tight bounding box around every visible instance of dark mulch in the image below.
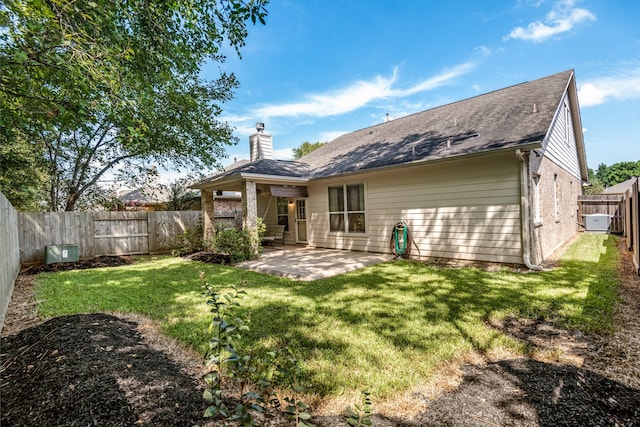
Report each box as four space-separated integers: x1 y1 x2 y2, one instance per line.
23 255 134 274
416 359 640 427
182 251 233 265
1 313 205 427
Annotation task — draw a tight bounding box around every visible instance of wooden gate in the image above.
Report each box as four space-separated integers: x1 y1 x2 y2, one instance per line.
93 212 149 255
577 195 625 234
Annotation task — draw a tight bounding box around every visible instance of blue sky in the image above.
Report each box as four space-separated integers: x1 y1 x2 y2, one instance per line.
202 0 640 174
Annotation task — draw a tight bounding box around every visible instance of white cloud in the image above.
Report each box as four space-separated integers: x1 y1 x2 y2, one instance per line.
273 147 294 160
474 45 492 56
318 131 347 142
578 72 640 107
505 0 595 42
253 63 474 119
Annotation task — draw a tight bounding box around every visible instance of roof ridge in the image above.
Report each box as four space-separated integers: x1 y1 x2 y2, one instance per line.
345 69 574 135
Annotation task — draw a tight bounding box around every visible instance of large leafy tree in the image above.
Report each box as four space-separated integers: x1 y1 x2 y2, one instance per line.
292 141 326 160
0 0 268 211
594 161 640 189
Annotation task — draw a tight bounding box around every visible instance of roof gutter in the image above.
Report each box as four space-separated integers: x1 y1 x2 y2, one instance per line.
239 173 309 184
516 148 543 271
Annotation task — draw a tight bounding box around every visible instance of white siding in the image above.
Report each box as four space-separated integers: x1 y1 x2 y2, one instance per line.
543 94 581 179
306 152 523 264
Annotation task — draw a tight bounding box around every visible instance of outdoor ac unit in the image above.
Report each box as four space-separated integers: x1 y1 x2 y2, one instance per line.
45 244 79 264
583 214 611 232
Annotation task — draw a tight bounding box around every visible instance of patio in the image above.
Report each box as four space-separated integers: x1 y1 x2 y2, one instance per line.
236 246 393 280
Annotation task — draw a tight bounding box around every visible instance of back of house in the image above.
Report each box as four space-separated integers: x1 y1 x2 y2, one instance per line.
193 70 588 267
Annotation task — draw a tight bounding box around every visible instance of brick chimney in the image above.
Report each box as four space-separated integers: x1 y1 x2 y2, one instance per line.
249 122 273 161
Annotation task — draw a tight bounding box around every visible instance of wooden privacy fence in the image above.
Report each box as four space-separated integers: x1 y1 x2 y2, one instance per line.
577 194 625 234
1 192 20 330
19 211 203 265
624 179 640 274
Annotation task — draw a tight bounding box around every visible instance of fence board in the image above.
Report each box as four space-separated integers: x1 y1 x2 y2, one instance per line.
93 215 149 255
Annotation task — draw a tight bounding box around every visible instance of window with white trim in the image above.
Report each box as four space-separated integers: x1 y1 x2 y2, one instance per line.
533 174 542 223
553 174 559 222
564 103 571 146
328 184 366 233
277 197 289 231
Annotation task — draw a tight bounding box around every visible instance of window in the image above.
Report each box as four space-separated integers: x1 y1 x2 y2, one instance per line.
564 103 571 146
277 197 289 231
328 184 366 233
533 175 541 223
553 174 559 222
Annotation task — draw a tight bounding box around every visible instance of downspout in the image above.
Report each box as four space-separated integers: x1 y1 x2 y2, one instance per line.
516 149 543 271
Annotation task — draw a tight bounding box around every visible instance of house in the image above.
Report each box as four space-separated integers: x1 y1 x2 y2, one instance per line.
192 70 588 267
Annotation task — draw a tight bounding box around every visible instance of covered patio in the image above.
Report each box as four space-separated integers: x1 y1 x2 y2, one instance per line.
236 246 393 281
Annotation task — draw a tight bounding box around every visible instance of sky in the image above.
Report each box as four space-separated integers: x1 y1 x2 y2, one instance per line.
196 0 640 177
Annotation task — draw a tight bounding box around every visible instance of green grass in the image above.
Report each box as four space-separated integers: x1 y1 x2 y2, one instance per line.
34 233 620 398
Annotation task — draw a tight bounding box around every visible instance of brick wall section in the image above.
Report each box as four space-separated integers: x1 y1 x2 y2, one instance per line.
531 156 581 264
214 199 242 215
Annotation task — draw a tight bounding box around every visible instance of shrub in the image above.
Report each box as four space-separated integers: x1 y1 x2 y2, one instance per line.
214 226 262 263
172 222 204 256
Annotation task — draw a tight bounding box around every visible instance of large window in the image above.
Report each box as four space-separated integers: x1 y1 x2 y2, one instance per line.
328 184 366 233
277 197 289 231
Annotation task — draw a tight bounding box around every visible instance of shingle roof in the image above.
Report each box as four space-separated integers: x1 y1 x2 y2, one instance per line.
301 70 573 178
602 177 638 194
193 159 310 187
193 70 575 188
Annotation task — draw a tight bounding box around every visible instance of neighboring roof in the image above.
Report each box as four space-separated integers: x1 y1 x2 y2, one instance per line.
193 70 581 189
118 188 171 204
602 177 638 194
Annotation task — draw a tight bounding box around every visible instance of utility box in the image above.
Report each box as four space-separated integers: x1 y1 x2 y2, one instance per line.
45 244 80 264
583 214 611 232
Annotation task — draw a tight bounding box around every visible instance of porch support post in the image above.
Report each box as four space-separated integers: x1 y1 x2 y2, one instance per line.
201 189 215 249
242 180 259 257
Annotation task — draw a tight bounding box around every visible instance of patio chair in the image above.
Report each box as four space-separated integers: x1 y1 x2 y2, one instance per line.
261 225 285 247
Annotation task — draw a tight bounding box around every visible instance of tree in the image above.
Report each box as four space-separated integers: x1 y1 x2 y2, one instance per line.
584 168 604 195
0 135 48 210
0 0 268 210
164 178 200 211
292 141 326 160
591 161 640 189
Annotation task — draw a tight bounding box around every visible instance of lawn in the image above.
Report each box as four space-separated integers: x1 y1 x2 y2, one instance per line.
34 233 620 398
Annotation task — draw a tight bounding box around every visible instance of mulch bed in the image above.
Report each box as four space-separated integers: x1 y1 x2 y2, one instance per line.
416 359 640 426
181 251 232 265
1 313 205 427
2 243 640 426
23 255 134 274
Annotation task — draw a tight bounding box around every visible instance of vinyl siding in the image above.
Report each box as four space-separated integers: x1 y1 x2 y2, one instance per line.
544 94 581 179
306 152 523 264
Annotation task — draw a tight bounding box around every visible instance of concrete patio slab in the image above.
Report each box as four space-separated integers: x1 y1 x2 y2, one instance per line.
235 246 394 280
